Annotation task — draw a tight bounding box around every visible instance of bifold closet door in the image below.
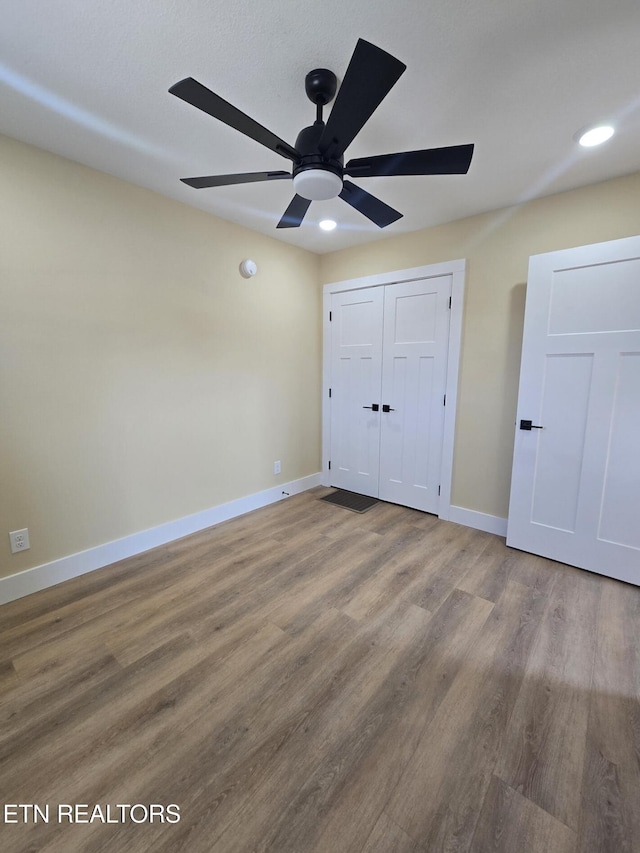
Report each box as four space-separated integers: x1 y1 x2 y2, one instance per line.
378 278 451 513
329 276 452 513
329 287 384 497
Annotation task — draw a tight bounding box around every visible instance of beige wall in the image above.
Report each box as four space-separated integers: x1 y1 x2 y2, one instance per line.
0 135 321 579
321 172 640 520
2 130 639 584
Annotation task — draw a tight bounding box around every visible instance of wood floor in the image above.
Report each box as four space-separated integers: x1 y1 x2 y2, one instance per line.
1 488 639 853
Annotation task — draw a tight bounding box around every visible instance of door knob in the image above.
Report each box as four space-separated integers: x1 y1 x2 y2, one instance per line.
363 404 379 411
382 404 396 413
520 419 543 430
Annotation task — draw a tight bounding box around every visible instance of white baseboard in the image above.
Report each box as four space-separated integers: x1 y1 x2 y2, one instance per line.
0 473 322 606
448 505 508 537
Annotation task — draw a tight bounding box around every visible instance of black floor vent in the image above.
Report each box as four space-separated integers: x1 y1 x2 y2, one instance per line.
320 489 379 513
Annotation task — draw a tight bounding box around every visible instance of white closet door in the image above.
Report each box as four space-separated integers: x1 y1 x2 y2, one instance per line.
329 287 384 497
378 277 451 513
507 235 640 585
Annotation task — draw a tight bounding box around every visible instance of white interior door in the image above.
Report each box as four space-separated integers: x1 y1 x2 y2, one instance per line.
329 277 451 512
378 277 451 513
507 235 640 586
329 287 384 497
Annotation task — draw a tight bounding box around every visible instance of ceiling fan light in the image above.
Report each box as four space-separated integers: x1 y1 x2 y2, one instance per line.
319 219 337 231
293 169 343 201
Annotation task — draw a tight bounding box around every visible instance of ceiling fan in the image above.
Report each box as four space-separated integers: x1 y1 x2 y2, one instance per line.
169 38 474 229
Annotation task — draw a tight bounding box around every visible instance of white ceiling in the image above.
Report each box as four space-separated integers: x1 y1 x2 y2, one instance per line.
2 0 639 254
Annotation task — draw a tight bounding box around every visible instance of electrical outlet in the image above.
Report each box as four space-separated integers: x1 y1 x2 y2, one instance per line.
9 528 30 554
273 460 281 475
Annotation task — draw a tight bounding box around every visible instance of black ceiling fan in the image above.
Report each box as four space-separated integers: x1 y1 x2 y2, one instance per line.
169 38 474 229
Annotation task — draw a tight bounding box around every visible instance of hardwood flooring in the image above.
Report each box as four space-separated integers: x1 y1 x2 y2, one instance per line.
0 488 638 852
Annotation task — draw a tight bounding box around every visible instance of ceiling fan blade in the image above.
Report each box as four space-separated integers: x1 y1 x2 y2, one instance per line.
318 39 406 160
181 171 291 189
345 144 475 178
277 195 312 229
339 180 403 228
169 78 299 163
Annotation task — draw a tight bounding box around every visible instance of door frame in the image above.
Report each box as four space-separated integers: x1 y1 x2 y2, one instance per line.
322 259 467 520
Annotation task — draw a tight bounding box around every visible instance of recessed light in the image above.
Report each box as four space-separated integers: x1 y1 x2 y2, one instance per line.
576 125 615 147
319 219 337 231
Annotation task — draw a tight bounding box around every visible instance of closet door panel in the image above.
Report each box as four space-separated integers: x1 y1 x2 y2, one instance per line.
379 277 451 512
329 287 384 496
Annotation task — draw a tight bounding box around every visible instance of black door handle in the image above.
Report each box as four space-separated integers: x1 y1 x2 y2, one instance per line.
363 404 379 411
382 404 396 413
520 419 543 430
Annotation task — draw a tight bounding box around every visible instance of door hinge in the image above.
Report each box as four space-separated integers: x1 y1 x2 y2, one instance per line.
438 485 441 496
328 460 331 470
329 387 332 398
329 310 332 321
449 296 452 309
443 394 446 406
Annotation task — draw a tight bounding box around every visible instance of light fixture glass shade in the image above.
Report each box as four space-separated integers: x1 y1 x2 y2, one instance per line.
293 169 342 201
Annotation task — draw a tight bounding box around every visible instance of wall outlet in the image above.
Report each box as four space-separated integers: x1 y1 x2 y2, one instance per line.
9 528 30 554
273 460 281 475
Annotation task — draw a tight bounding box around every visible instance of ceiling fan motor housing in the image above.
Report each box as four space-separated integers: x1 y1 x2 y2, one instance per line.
292 122 344 200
